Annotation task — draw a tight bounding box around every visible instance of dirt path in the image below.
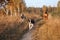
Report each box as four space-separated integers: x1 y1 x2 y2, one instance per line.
20 23 41 40
21 25 41 40
21 30 33 40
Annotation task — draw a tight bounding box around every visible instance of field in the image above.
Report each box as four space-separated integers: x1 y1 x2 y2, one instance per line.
32 14 60 40
0 15 29 40
0 13 60 40
0 0 60 40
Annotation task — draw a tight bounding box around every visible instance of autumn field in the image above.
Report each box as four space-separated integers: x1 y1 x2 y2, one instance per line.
32 14 60 40
0 13 60 40
0 0 60 40
0 15 29 40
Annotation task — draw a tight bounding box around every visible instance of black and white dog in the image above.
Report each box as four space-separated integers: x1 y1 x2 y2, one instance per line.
28 19 35 30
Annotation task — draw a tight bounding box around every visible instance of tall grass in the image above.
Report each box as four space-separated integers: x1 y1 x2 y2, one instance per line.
32 16 60 40
0 16 29 40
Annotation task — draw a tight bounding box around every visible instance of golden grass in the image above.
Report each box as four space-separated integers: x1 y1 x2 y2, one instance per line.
32 16 60 40
0 15 29 40
0 14 60 40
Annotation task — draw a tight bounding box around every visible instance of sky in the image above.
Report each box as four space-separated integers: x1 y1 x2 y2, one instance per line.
24 0 59 7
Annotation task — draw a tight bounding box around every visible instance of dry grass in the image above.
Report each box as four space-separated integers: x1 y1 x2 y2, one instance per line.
0 14 60 40
32 16 60 40
0 13 41 40
0 15 29 40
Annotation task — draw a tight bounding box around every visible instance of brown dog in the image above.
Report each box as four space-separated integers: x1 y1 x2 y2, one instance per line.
43 11 48 20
